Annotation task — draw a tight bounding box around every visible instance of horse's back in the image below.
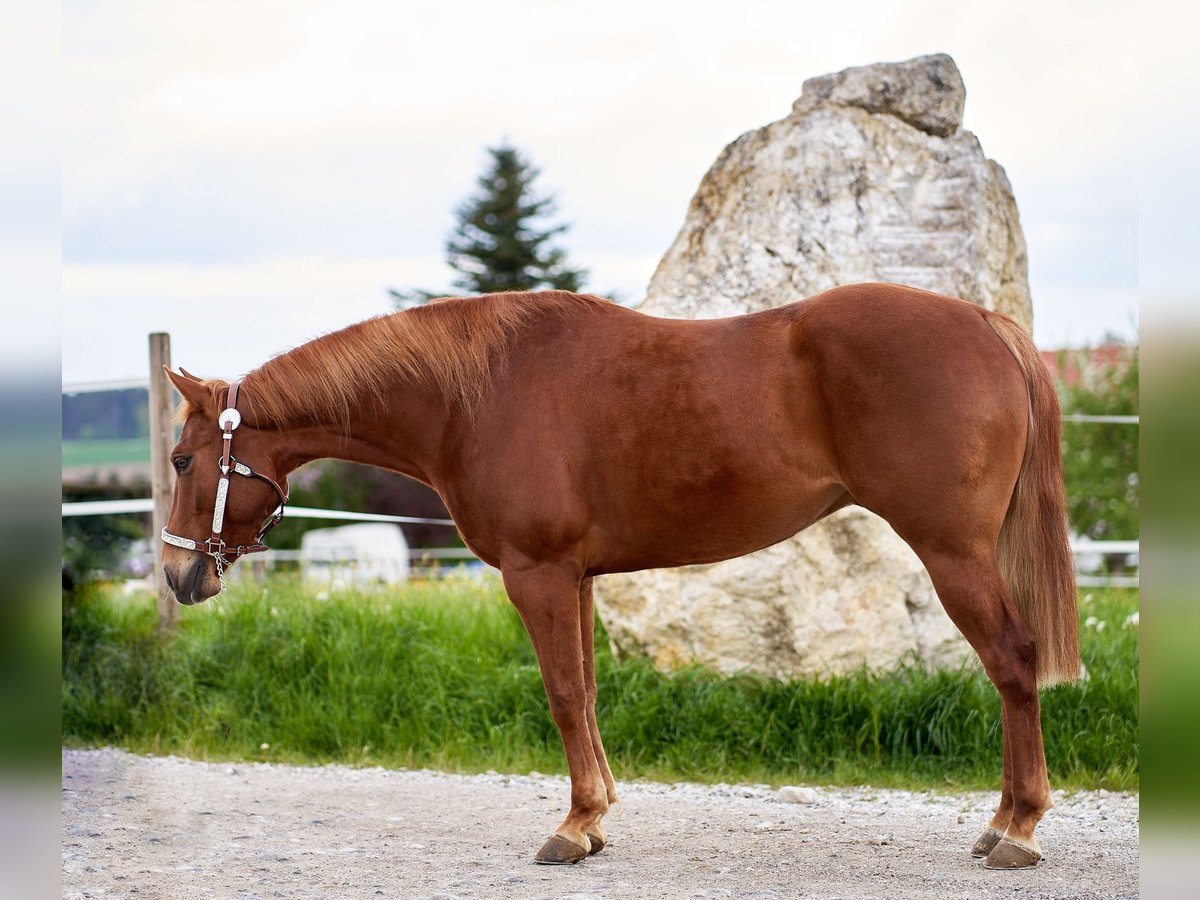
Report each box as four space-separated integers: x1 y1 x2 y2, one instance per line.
464 297 842 569
455 285 1028 571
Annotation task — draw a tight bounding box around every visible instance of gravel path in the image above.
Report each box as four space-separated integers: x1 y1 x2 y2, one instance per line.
62 748 1138 899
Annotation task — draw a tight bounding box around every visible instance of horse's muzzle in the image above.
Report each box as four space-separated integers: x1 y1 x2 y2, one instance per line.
163 555 214 605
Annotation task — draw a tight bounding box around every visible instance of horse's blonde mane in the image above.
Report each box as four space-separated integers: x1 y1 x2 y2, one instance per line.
177 291 608 427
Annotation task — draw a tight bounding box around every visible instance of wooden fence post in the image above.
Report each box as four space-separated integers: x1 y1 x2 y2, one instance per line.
148 333 178 631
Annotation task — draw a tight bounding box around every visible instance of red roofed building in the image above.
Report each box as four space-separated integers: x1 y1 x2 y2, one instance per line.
1040 344 1136 389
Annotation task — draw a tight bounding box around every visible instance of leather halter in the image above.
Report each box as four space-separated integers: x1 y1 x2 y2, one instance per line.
160 380 289 568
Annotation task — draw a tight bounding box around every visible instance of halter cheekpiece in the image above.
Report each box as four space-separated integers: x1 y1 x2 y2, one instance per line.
160 380 289 571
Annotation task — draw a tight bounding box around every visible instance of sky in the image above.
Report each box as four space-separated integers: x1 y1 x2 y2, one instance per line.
60 0 1142 385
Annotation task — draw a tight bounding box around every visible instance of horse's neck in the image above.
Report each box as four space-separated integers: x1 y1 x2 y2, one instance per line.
258 378 452 488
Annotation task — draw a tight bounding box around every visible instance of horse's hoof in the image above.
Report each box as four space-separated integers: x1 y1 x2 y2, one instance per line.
983 836 1042 869
534 834 589 865
971 826 1005 858
585 825 607 855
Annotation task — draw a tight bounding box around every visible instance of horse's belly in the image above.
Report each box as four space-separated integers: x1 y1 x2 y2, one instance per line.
589 477 849 574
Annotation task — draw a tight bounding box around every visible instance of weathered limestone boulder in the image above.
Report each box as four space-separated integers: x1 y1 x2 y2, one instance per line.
595 54 1032 678
599 508 970 678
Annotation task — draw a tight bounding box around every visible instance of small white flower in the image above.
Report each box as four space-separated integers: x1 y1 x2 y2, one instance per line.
260 742 270 751
1124 612 1139 628
1095 620 1106 632
1084 616 1099 629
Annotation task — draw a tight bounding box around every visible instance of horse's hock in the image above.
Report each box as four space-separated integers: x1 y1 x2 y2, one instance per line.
595 53 1032 678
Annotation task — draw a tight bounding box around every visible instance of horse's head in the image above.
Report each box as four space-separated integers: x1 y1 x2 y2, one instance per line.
162 370 289 604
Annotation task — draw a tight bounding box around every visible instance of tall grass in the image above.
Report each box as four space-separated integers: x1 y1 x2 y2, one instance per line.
62 578 1138 791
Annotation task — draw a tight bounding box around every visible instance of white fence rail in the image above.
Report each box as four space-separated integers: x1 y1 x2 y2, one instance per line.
1061 414 1139 424
61 498 455 527
62 498 1141 586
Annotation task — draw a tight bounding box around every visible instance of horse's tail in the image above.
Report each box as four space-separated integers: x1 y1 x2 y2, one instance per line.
983 312 1079 686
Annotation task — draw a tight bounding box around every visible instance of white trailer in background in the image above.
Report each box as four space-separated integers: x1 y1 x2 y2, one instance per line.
300 523 410 588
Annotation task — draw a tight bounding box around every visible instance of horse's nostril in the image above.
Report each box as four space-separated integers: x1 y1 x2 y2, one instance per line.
182 557 208 602
164 566 179 597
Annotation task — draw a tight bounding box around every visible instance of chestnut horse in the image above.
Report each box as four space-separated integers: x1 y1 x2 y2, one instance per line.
161 283 1077 870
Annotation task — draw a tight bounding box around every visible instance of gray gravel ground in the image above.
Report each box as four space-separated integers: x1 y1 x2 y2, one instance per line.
62 748 1138 899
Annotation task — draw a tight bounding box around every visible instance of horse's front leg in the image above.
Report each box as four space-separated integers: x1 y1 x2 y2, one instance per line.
503 561 609 864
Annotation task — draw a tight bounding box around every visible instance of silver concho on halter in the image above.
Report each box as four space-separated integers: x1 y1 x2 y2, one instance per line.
218 408 242 431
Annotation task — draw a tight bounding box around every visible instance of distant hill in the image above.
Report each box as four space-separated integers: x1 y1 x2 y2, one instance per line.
63 388 152 494
62 388 148 441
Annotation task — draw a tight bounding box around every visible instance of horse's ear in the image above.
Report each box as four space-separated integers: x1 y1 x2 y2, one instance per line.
178 367 203 382
165 368 211 409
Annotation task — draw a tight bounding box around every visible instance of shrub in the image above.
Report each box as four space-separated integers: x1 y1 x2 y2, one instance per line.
1055 345 1139 541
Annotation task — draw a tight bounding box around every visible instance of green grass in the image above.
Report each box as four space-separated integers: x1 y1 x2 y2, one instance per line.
61 578 1138 792
62 437 150 468
1141 594 1200 820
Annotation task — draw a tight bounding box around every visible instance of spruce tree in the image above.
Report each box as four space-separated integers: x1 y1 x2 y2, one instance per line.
390 143 586 305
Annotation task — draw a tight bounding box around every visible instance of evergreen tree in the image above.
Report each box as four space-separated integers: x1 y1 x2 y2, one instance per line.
390 143 586 305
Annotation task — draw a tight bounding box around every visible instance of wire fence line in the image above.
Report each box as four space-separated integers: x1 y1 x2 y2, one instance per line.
62 500 474 579
63 388 1140 586
1076 575 1139 589
62 390 1140 423
58 497 1141 555
61 498 455 527
61 497 1141 586
1061 414 1139 424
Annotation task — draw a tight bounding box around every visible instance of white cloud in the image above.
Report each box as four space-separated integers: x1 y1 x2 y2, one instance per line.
65 0 1138 224
3 3 61 373
1034 285 1139 348
61 251 661 382
61 0 1143 379
63 256 434 382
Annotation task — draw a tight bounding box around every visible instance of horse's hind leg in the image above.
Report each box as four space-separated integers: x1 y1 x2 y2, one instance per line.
971 707 1015 858
502 561 609 865
918 547 1051 869
579 576 618 854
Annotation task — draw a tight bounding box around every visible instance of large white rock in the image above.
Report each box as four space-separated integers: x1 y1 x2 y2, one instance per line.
596 54 1031 678
599 508 968 679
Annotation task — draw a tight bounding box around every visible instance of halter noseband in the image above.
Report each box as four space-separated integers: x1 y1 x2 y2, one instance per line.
160 380 289 572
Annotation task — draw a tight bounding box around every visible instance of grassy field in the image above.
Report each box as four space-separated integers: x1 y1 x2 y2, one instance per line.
62 437 151 468
61 577 1138 792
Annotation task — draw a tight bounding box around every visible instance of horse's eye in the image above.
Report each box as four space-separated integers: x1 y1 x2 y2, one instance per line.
172 456 192 474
